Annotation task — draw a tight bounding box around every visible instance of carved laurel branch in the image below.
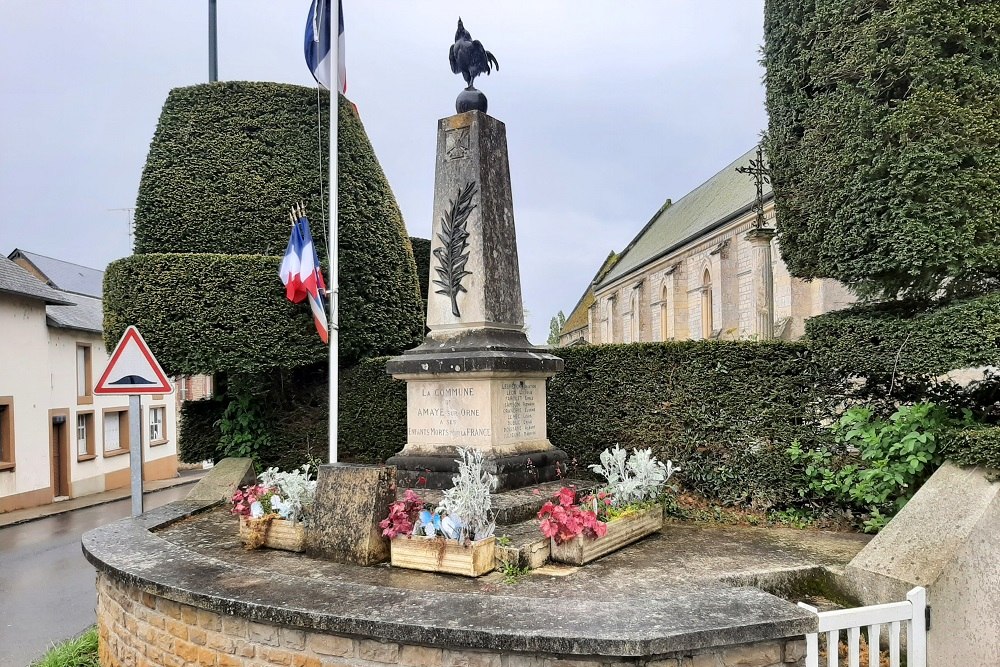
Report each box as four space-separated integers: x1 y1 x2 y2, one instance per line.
433 181 478 317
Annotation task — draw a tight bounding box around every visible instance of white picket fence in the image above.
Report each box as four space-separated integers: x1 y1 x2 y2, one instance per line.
798 586 926 667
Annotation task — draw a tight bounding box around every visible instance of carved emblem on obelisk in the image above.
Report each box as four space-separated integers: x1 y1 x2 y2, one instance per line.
433 181 477 317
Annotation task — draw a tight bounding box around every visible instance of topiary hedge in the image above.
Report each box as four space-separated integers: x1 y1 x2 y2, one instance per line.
108 83 423 370
104 254 326 376
805 292 1000 378
763 0 1000 299
134 82 327 255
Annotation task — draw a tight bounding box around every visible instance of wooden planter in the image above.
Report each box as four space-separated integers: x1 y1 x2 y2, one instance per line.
239 517 306 552
550 505 663 566
390 536 496 577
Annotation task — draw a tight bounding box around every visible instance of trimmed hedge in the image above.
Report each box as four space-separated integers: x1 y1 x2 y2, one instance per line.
178 358 406 468
104 254 326 375
410 237 430 316
942 426 1000 471
763 0 1000 299
110 84 423 370
549 342 845 508
179 398 224 464
805 293 1000 378
134 82 327 255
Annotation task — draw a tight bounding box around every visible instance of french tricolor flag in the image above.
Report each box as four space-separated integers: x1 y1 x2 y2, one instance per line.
279 216 329 343
305 0 346 94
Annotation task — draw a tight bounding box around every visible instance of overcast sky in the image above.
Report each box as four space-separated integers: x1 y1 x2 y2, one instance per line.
0 0 766 343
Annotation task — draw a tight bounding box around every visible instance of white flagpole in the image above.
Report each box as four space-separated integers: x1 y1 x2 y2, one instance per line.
328 0 339 464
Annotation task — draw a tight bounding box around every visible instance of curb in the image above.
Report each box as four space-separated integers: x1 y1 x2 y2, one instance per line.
0 472 208 529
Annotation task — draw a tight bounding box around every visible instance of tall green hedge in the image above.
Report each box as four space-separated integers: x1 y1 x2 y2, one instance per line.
806 292 1000 379
763 1 1000 299
549 342 846 508
104 254 326 375
107 83 423 370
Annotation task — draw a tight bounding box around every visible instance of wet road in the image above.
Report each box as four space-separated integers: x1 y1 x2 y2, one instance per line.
0 485 191 667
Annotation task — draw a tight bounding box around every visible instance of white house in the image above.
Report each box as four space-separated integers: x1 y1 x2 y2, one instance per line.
0 253 178 513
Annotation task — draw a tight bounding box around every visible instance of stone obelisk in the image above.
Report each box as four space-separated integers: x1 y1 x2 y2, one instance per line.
386 109 566 490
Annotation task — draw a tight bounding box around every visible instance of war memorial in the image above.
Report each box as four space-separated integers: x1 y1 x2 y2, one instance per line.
82 13 1000 667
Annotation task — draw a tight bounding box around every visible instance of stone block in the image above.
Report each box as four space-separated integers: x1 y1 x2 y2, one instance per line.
217 654 243 667
358 639 399 663
199 609 222 631
186 457 256 502
249 621 281 647
782 640 805 663
845 462 1000 665
189 626 208 646
718 641 781 666
261 646 295 666
305 464 395 566
444 649 500 667
306 633 354 657
280 627 306 651
399 644 444 667
223 617 249 639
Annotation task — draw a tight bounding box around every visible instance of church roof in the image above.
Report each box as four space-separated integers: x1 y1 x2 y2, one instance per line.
561 251 620 336
8 248 105 298
598 147 772 288
0 255 74 305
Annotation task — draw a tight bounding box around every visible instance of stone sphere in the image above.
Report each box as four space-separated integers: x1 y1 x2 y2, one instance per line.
456 88 488 114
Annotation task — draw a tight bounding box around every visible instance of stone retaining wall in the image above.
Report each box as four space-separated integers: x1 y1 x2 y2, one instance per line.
97 573 806 667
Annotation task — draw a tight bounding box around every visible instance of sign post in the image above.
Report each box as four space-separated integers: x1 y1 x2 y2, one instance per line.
94 326 173 517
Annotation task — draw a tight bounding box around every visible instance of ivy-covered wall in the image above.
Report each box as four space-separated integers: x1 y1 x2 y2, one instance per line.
107 83 423 371
763 0 1000 299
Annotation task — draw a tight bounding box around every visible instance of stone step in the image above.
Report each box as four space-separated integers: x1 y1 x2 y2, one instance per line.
397 478 592 526
495 518 551 570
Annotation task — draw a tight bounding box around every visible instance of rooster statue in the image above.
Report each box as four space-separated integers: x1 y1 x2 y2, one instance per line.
448 18 499 113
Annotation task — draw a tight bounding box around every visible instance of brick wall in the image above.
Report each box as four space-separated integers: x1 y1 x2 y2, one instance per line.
97 573 806 667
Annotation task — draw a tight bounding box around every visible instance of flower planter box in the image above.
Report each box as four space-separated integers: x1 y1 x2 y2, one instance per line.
550 505 663 566
239 517 306 552
390 536 496 577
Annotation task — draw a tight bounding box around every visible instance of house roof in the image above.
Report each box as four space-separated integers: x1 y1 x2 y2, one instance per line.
47 293 103 334
560 251 620 336
0 256 74 305
8 249 104 298
598 146 772 287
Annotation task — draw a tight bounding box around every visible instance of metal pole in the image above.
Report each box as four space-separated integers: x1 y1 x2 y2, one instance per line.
129 394 144 517
329 0 340 464
208 0 218 82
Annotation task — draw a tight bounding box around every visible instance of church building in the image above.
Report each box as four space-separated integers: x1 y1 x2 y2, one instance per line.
559 146 854 346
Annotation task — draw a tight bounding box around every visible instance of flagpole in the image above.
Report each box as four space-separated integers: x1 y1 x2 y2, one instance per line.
329 0 339 465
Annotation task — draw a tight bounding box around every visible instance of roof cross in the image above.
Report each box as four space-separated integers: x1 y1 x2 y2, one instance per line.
735 143 771 229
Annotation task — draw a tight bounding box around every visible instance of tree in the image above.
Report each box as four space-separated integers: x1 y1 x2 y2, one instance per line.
763 0 1000 300
547 311 567 346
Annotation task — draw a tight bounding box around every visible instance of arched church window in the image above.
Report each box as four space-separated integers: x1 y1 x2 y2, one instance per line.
660 282 672 341
631 290 640 343
701 268 713 339
606 297 615 343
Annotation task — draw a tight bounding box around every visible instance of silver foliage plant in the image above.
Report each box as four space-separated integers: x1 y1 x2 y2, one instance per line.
589 445 679 507
437 448 498 543
257 464 317 523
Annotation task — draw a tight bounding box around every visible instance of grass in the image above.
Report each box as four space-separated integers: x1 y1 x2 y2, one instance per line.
31 627 99 667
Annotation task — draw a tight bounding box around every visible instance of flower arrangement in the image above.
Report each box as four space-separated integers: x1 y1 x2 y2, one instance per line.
381 448 498 544
537 486 608 544
538 446 679 545
589 445 679 510
231 465 317 549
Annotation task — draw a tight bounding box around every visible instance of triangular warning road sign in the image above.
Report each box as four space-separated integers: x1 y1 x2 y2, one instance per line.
94 326 173 395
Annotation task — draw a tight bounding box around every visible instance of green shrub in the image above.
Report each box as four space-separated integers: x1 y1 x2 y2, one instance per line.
805 293 1000 378
104 254 326 376
410 236 430 322
788 403 968 531
763 0 1000 299
178 398 224 464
